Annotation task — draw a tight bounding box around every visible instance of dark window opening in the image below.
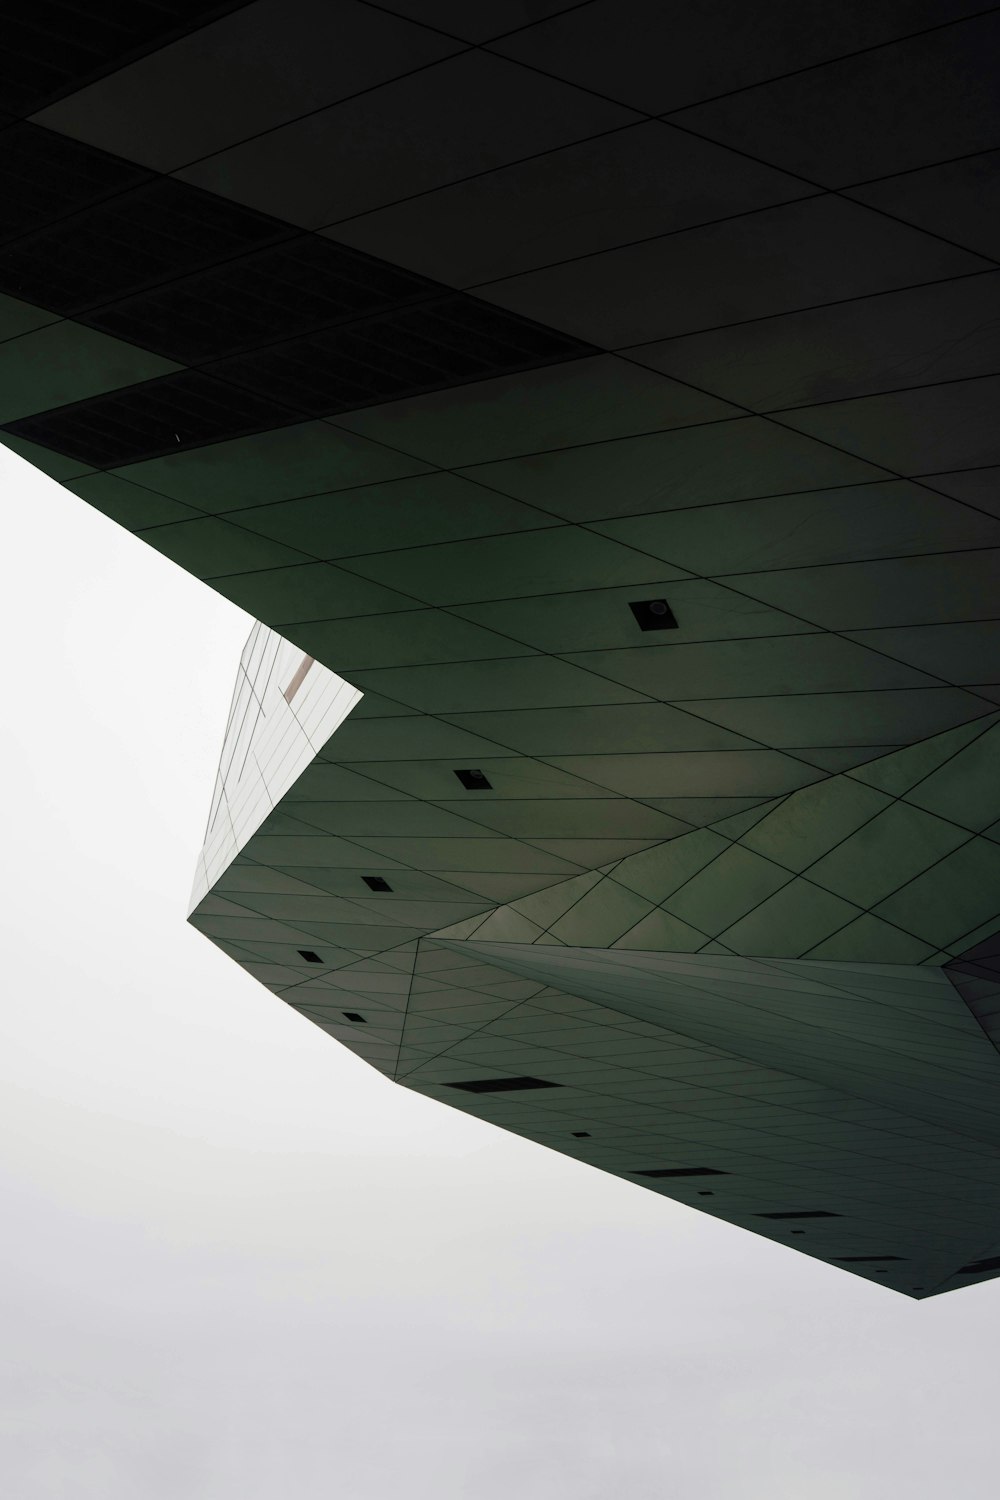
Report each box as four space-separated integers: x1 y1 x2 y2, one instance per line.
757 1210 840 1220
571 1131 590 1138
629 598 679 632
343 1011 366 1023
298 949 322 963
631 1167 726 1179
957 1255 1000 1275
454 768 492 791
446 1076 559 1094
362 876 392 892
834 1256 905 1263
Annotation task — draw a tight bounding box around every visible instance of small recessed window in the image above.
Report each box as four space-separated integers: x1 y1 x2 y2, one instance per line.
834 1256 905 1263
343 1011 366 1023
572 1131 590 1138
298 949 322 963
629 598 678 631
757 1210 840 1220
363 876 392 892
957 1255 1000 1274
631 1166 726 1178
697 1191 714 1197
447 1076 559 1094
454 768 492 791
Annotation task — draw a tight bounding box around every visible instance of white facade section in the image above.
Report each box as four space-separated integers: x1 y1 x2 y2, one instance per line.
190 621 360 908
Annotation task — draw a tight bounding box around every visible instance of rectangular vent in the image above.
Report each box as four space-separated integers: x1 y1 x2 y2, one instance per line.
0 1 250 116
629 598 679 631
85 233 441 365
446 1076 560 1094
631 1167 727 1179
757 1211 841 1220
342 1011 366 1023
833 1256 905 1263
298 950 323 964
0 124 151 247
5 370 300 468
571 1131 591 1138
0 176 287 316
957 1255 1000 1275
362 876 393 892
454 768 492 791
210 292 594 419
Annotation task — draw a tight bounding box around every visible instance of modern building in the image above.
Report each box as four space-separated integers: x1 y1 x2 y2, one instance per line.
2 1 999 1298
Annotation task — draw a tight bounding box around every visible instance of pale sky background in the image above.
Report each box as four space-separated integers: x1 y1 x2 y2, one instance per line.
1 440 999 1499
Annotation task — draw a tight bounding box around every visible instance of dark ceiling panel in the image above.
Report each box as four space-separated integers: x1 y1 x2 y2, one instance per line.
0 176 289 315
83 233 442 365
3 296 594 465
0 0 251 116
4 370 301 468
491 0 991 115
213 295 594 416
4 0 1000 1304
669 9 1000 186
0 122 151 246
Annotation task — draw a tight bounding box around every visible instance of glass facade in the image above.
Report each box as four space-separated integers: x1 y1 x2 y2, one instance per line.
190 621 360 909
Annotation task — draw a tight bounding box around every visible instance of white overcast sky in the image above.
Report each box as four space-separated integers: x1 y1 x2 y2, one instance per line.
2 441 999 1499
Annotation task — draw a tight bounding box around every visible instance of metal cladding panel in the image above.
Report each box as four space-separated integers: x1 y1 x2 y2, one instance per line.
3 0 1000 1296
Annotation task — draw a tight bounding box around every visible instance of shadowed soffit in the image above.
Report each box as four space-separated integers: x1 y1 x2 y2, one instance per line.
3 0 1000 1298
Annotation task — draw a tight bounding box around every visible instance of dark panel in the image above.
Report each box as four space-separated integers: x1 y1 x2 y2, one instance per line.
4 370 300 468
213 295 594 416
446 1076 561 1093
0 1 250 116
757 1210 841 1220
630 598 679 632
454 769 493 791
948 929 1000 1055
833 1256 906 1263
957 1255 1000 1274
631 1167 727 1178
0 122 151 245
84 234 441 364
0 177 288 314
669 10 1000 186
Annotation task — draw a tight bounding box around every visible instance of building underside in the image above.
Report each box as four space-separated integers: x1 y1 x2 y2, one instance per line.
2 1 1000 1298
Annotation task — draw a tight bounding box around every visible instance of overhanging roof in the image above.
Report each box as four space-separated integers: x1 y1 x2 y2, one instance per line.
2 0 999 1297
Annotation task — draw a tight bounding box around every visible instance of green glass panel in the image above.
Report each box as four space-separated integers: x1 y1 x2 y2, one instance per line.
612 828 730 901
905 721 1000 832
718 877 861 957
548 877 654 945
849 714 996 795
803 913 937 963
611 907 710 951
668 844 791 935
874 837 1000 950
807 802 970 909
741 774 890 872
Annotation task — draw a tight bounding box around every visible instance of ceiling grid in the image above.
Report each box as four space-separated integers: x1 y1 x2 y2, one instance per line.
4 0 998 1295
